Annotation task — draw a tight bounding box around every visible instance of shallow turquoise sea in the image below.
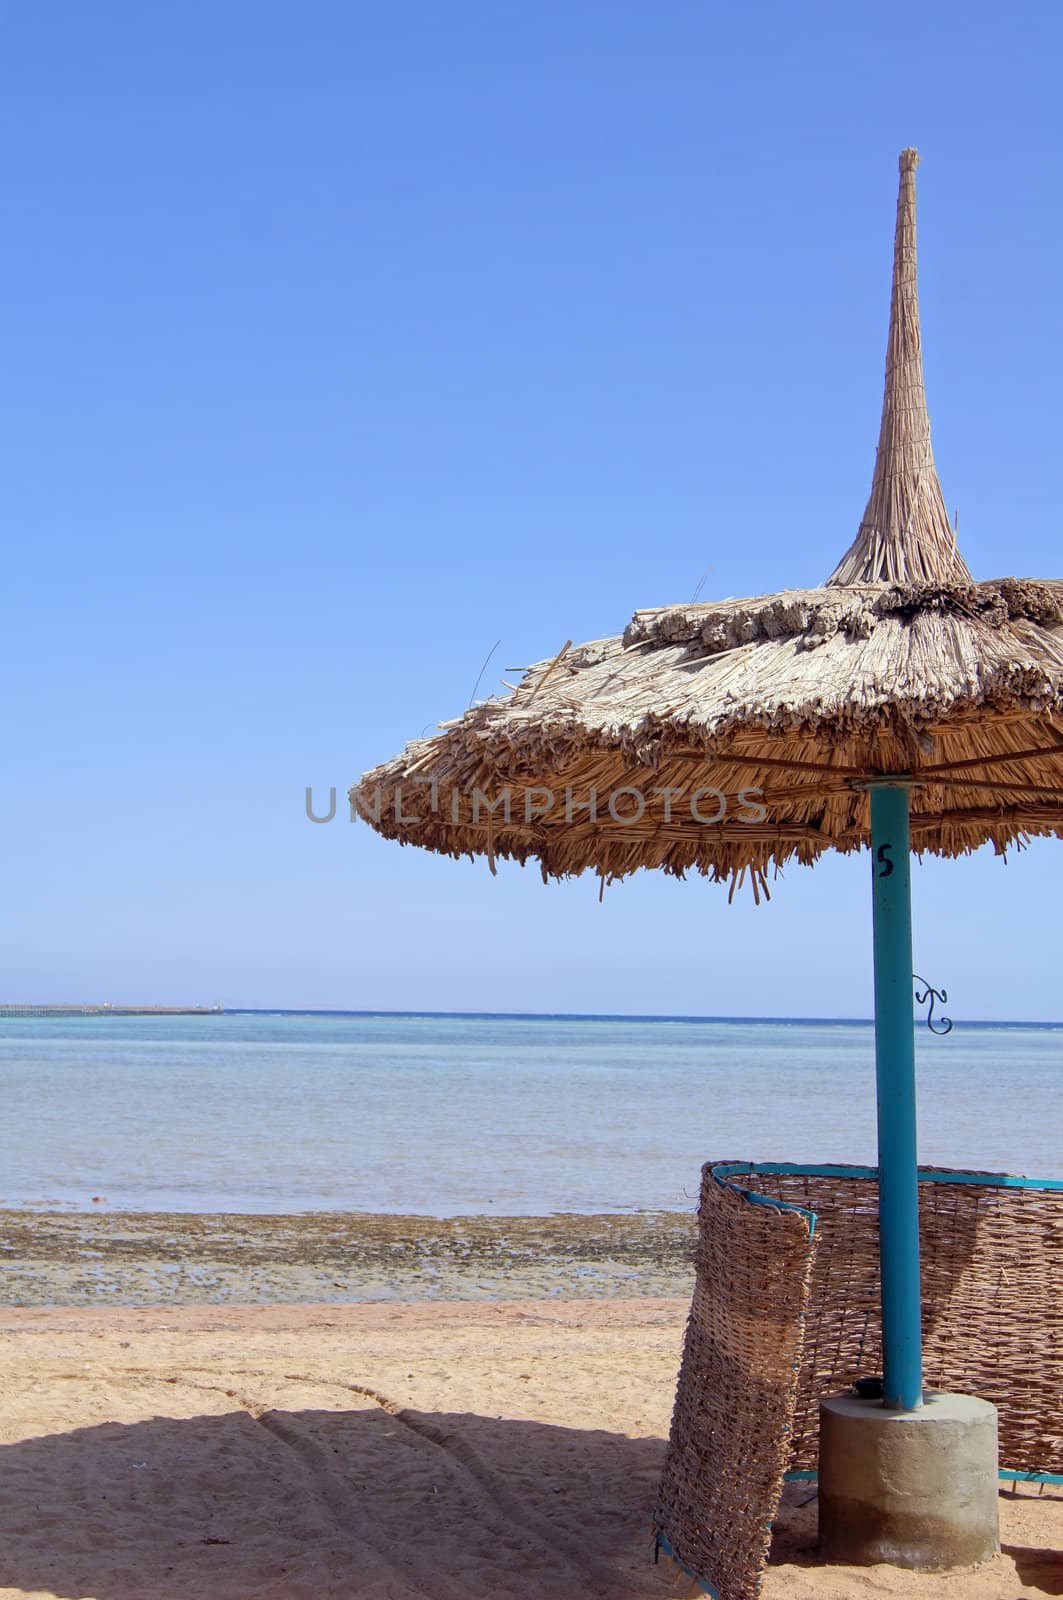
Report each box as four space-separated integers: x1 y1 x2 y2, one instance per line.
0 1012 1058 1214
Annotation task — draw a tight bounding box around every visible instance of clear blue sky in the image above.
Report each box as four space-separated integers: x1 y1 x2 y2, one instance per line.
2 1 1061 1017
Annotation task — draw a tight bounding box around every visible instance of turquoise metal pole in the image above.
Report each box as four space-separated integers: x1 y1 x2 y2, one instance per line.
869 782 923 1411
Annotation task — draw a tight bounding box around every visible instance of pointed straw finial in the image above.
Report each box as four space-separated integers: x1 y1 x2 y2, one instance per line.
827 150 972 587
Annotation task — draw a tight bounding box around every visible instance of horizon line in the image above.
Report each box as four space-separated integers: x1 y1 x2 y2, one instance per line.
91 1005 1063 1028
4 1004 1061 1028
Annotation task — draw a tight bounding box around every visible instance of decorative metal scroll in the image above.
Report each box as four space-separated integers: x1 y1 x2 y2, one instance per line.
913 974 952 1035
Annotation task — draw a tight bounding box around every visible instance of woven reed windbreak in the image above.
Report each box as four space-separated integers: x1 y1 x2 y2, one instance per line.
654 1172 816 1600
655 1160 1063 1600
730 1162 1063 1476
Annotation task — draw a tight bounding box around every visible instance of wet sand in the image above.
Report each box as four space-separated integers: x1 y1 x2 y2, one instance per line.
0 1208 698 1305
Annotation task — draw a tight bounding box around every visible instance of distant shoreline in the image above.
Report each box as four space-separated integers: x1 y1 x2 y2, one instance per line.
3 1006 1061 1027
0 1004 223 1017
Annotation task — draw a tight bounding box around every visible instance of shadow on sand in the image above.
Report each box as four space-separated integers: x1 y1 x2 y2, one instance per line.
6 1404 1059 1599
0 1405 673 1599
1001 1544 1063 1597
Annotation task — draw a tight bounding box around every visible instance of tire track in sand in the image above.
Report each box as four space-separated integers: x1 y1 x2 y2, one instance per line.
165 1369 644 1599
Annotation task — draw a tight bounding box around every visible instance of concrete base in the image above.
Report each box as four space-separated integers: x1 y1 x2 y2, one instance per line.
818 1391 1000 1570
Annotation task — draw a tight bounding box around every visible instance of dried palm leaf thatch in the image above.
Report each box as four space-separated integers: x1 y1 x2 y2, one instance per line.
828 149 971 588
354 152 1063 890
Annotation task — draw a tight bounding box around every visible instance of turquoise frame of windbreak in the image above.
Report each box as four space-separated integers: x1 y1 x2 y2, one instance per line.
710 1159 1063 1486
653 1531 721 1599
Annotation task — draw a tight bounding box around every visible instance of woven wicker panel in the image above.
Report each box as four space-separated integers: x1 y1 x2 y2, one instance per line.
735 1164 1063 1476
654 1168 815 1600
657 1163 1063 1599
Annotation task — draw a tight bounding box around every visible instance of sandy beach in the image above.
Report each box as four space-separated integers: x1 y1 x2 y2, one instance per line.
0 1292 1059 1600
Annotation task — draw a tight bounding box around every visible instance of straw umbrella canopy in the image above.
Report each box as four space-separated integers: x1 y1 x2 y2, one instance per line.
355 151 1063 902
354 150 1062 1416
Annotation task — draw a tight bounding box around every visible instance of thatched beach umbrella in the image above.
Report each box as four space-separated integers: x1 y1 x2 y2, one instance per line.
355 151 1063 1435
